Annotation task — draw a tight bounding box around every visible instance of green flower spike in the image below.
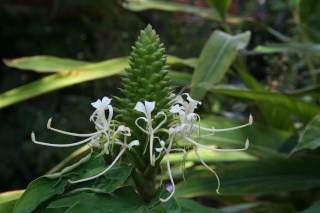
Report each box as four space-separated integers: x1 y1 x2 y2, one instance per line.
114 25 175 201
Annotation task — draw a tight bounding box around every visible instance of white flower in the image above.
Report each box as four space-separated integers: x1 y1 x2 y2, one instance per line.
69 125 139 184
166 93 253 196
31 97 115 148
134 101 167 166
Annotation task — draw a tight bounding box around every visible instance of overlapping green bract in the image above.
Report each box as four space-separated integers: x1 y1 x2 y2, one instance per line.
115 25 174 154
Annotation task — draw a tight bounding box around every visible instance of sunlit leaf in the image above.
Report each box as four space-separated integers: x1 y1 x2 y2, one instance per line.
248 43 320 55
123 0 243 23
175 156 320 197
3 56 91 73
191 30 251 100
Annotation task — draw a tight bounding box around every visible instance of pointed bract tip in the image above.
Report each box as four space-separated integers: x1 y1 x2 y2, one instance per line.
245 138 249 149
47 118 52 129
249 114 253 125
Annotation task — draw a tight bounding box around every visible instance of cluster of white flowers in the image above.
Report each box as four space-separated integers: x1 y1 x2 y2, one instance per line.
32 94 252 202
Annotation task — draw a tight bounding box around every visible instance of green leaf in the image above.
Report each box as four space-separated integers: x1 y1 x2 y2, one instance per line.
175 156 320 198
0 57 128 109
191 31 251 100
3 56 91 73
51 187 147 213
0 55 193 109
206 0 232 21
201 85 320 123
292 114 320 153
0 190 24 204
284 85 320 97
177 198 226 213
248 43 320 55
123 0 244 23
13 152 133 213
145 186 180 212
0 200 18 213
299 201 320 213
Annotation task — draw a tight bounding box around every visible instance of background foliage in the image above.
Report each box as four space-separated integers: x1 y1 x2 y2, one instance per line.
1 0 320 212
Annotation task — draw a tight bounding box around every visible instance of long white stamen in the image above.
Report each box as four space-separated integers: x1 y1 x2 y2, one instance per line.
186 137 249 152
194 146 220 194
196 114 253 132
47 118 104 137
159 150 175 202
31 132 94 147
69 148 126 184
134 117 150 135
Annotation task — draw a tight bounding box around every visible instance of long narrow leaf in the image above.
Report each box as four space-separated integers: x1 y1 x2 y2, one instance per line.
191 30 251 100
201 85 320 123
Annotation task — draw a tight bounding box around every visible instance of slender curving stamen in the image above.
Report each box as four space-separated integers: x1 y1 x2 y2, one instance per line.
194 146 220 194
185 137 249 152
69 147 126 184
31 132 95 147
47 118 106 137
196 114 253 132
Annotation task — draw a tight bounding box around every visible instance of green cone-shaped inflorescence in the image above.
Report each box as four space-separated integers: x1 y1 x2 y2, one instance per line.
114 25 176 201
115 25 175 160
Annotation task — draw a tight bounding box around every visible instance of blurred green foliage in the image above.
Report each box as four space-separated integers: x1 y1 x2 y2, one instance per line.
1 0 320 212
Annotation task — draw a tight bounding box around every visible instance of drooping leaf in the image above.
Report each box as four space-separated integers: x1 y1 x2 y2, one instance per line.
292 114 320 153
200 85 320 123
248 43 320 55
175 156 320 198
0 55 193 109
191 31 251 100
123 0 243 23
206 0 232 21
3 56 91 73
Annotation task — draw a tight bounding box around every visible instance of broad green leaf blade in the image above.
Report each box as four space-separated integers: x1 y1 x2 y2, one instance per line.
123 0 243 23
248 43 320 55
175 156 320 197
292 114 320 153
13 152 93 213
206 0 232 21
146 186 180 212
177 198 226 213
299 201 320 213
202 85 320 123
0 57 128 109
13 152 133 213
0 200 18 213
191 31 251 100
52 187 147 213
3 56 91 73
